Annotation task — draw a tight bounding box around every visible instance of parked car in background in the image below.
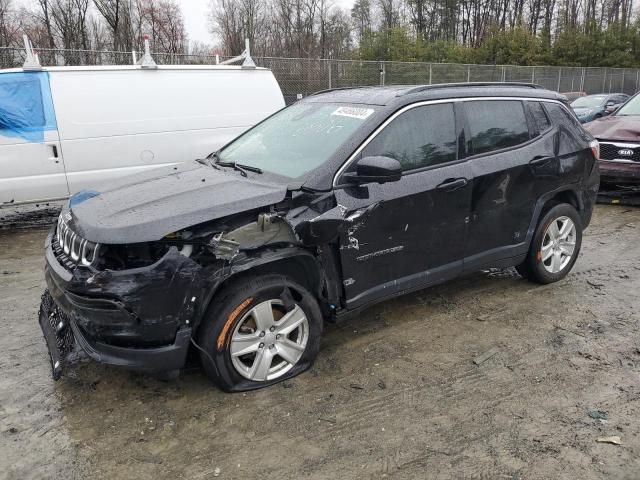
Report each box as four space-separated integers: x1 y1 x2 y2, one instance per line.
562 91 587 103
0 65 285 208
571 93 629 123
585 92 640 185
40 83 600 391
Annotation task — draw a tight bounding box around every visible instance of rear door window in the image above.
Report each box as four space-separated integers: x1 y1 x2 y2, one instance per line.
362 103 457 171
465 100 530 155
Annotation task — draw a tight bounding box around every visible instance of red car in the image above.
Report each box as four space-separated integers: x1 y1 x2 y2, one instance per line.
584 93 640 185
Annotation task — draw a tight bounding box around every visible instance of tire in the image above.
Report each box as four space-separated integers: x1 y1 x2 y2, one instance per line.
197 274 323 392
516 203 583 284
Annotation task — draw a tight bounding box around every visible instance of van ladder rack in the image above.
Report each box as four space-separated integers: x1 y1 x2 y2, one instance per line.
218 39 256 69
136 36 157 69
22 35 42 71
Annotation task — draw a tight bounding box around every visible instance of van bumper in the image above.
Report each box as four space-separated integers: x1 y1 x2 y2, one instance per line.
41 230 196 376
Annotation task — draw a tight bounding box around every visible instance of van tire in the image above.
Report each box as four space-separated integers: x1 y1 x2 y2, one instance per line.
517 203 583 284
197 274 323 392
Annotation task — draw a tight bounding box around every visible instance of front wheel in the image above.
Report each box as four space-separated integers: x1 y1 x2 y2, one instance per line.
197 274 323 392
517 203 583 284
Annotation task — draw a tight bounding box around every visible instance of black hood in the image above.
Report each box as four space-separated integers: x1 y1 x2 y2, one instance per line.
69 162 289 244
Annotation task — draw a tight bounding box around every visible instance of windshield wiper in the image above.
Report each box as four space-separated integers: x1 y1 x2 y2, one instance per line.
195 157 220 170
216 160 262 177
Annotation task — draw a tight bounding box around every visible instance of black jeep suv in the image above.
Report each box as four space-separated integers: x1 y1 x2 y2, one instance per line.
40 83 600 391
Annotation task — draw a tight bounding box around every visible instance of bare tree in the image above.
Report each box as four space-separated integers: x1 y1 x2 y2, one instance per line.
93 0 133 50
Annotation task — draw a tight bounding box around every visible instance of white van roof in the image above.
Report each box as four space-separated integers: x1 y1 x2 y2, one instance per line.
0 65 271 74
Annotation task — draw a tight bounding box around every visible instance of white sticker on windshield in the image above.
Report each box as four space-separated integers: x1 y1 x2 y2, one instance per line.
331 106 374 120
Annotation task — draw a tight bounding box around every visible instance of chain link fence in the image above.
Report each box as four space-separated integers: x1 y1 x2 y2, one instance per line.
2 46 639 104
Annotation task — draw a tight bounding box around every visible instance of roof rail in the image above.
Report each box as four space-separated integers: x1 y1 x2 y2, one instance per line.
308 82 546 99
309 86 365 97
401 82 544 96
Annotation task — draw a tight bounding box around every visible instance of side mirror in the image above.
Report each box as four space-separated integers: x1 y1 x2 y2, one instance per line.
343 156 402 185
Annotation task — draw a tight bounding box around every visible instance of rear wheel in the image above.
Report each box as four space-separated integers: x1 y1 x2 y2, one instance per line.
517 203 583 284
197 274 323 391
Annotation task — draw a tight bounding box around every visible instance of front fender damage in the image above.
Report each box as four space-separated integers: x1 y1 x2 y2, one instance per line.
192 190 381 330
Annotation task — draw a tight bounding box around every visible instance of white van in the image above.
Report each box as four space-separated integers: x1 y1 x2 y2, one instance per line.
0 64 285 207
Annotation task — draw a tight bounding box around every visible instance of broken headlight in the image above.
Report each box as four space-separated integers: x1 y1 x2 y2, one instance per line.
96 242 173 270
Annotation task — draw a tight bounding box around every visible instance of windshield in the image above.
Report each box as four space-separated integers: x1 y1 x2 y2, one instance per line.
616 95 640 116
217 102 377 178
571 95 606 108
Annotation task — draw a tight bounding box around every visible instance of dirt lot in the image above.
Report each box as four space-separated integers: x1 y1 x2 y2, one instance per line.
1 204 639 480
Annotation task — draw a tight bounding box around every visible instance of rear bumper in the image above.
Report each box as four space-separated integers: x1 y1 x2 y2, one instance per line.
599 160 640 185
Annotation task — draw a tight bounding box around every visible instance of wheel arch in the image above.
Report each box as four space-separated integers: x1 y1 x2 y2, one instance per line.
526 186 584 245
193 249 324 333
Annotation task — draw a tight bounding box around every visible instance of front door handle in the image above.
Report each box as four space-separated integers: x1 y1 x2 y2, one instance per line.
436 178 468 192
530 156 552 167
48 144 59 163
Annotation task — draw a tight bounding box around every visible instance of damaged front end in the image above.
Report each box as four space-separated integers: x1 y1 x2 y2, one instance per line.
40 184 366 380
43 219 201 378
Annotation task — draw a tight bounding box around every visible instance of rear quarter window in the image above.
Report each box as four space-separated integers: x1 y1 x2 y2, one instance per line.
528 101 551 134
465 100 530 155
544 102 590 141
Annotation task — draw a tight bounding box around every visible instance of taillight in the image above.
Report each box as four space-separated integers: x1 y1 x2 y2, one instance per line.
590 140 600 160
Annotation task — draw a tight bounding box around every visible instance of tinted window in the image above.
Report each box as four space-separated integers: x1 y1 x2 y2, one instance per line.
545 102 581 128
545 102 590 143
529 101 551 133
362 103 456 171
466 101 530 155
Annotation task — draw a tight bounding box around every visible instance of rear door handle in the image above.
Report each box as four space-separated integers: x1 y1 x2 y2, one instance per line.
436 178 468 192
530 156 552 167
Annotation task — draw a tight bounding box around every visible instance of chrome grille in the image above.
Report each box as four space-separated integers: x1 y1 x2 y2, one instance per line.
599 142 640 163
55 215 99 268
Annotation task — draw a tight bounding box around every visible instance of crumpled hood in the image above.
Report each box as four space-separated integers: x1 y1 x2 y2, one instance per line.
584 115 640 142
69 162 289 244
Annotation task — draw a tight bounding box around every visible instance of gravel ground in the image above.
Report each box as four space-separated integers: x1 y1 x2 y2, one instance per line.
1 204 639 480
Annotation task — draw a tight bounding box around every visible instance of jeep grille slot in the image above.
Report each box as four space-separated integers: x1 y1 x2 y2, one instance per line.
55 216 99 268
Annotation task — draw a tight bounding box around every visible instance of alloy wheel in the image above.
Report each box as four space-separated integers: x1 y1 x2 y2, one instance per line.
540 216 577 274
229 299 309 382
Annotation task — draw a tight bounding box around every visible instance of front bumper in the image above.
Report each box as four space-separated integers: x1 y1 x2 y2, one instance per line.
599 160 640 185
39 288 192 376
42 229 200 375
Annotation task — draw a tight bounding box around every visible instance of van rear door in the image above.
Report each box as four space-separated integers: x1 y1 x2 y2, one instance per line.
0 71 68 205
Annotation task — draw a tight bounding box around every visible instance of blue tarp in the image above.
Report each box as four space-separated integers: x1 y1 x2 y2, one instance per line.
0 71 57 143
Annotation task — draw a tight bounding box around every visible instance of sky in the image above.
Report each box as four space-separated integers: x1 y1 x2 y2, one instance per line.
181 0 356 45
181 0 212 44
20 0 356 46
